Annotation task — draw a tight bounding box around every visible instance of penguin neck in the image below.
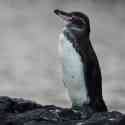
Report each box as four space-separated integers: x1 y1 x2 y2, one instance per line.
63 27 91 49
63 29 95 62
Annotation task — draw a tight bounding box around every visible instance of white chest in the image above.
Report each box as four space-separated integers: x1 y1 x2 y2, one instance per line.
59 33 89 106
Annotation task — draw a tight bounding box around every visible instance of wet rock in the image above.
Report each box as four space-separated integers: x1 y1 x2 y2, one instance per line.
0 96 124 125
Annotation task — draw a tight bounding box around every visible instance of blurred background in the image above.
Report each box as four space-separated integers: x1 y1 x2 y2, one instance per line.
0 0 125 112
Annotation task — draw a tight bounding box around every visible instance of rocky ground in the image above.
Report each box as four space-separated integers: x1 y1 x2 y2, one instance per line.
0 96 124 125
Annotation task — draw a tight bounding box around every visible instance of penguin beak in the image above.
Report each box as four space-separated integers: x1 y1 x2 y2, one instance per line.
54 9 72 22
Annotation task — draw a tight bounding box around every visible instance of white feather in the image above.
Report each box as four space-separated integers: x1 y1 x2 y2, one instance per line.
59 32 90 106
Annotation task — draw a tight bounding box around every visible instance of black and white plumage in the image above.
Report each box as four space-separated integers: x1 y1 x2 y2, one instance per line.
54 9 107 112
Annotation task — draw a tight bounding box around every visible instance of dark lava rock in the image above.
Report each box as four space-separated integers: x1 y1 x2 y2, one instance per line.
0 96 124 125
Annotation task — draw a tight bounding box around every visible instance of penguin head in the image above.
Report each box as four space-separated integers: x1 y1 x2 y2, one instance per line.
54 9 90 36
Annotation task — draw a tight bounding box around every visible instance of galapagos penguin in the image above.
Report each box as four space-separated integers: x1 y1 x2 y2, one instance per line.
54 9 107 112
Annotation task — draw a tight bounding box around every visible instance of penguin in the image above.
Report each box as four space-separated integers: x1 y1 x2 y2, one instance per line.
54 9 107 112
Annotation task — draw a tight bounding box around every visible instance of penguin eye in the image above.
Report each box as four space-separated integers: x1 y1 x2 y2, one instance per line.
71 16 85 27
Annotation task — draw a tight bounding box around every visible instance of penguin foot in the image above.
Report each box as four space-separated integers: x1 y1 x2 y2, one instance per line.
72 104 96 120
80 104 96 119
59 108 81 121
